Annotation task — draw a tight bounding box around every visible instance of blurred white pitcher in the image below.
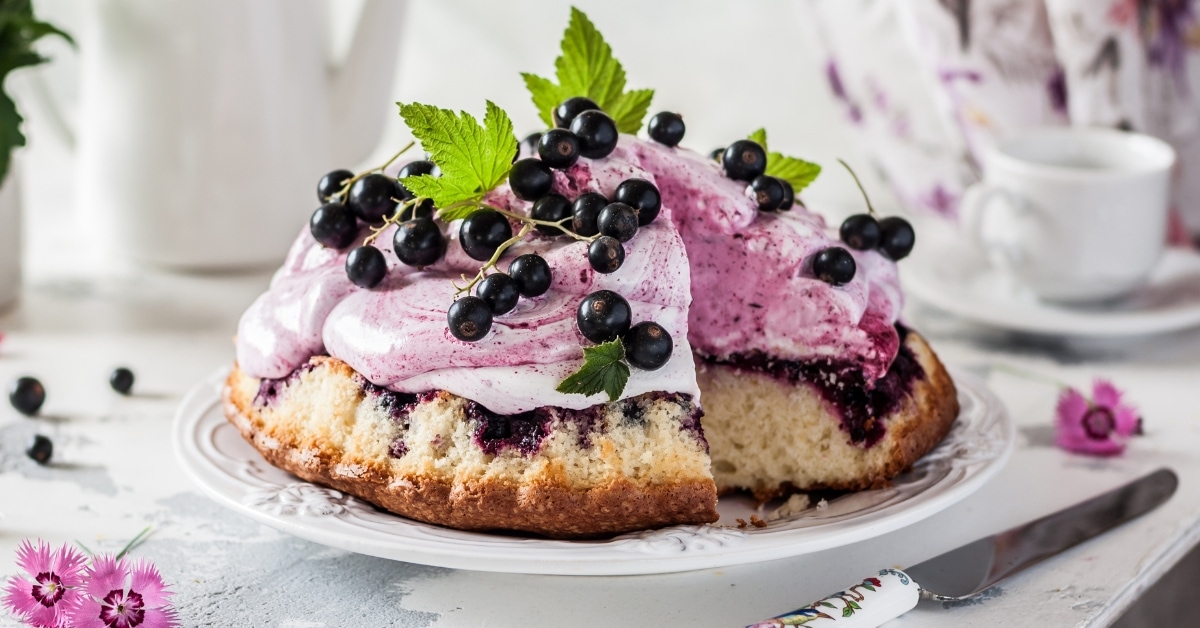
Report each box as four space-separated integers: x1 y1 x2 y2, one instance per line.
67 0 405 270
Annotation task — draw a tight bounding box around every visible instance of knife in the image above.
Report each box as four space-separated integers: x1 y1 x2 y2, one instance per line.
747 468 1178 628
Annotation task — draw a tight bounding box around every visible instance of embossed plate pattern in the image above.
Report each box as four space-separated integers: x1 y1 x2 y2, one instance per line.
173 368 1012 575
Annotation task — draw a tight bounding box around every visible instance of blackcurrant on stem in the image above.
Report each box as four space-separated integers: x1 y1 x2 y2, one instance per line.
483 204 597 243
337 140 417 199
453 224 534 296
837 158 876 216
362 197 420 246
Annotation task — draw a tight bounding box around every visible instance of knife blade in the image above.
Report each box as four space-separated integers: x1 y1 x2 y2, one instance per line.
747 468 1178 628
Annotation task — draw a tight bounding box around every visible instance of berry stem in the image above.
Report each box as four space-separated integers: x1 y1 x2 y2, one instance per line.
453 223 534 296
483 204 597 243
362 197 421 246
337 140 418 198
837 158 875 216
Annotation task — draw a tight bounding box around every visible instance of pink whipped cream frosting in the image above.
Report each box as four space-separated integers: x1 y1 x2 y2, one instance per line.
236 135 903 414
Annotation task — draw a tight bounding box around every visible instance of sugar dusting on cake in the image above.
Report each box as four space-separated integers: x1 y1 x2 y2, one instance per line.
235 135 904 415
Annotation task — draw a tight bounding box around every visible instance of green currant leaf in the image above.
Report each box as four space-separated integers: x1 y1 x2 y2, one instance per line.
398 100 517 220
746 128 822 193
556 339 630 401
523 7 655 134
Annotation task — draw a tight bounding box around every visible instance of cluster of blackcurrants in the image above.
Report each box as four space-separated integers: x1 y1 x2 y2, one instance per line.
714 140 796 213
309 160 447 289
8 368 136 466
811 214 916 286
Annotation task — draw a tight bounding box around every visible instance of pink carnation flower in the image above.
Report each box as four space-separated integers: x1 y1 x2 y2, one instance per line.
3 539 87 628
1055 379 1141 456
71 555 178 628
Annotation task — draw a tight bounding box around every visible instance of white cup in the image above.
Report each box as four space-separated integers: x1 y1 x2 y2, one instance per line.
960 128 1176 303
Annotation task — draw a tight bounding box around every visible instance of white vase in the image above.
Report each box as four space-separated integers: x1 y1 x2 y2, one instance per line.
0 160 21 312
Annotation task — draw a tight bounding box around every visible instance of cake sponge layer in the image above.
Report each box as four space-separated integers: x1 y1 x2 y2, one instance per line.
699 331 958 499
224 356 718 539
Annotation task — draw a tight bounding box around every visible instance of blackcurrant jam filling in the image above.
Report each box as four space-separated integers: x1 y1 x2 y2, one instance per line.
467 403 552 456
254 362 319 407
359 378 421 459
705 325 923 448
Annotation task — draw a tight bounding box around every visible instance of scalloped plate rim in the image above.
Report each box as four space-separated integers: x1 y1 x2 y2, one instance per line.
173 366 1012 575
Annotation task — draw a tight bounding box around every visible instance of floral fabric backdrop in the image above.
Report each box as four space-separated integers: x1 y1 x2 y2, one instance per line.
808 0 1200 238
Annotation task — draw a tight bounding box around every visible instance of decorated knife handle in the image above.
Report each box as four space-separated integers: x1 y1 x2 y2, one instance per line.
746 569 919 628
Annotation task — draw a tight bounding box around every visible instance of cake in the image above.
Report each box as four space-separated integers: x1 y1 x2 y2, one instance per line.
223 10 958 539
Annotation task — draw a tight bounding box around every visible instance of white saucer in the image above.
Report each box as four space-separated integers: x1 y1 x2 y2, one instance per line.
904 242 1200 337
174 368 1011 575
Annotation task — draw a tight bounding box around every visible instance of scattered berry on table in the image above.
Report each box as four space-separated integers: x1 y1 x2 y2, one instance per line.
8 376 45 416
109 368 135 395
26 434 52 465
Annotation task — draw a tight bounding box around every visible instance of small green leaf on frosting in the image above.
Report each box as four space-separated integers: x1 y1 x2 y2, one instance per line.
398 100 517 221
556 339 630 401
747 128 822 193
521 7 654 134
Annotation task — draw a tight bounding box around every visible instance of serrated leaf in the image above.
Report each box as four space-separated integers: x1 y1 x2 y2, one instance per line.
607 88 655 134
523 7 654 134
0 0 71 183
556 339 630 401
746 128 822 193
398 100 517 217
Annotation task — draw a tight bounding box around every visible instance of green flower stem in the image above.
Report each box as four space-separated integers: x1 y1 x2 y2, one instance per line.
991 363 1073 391
838 158 875 216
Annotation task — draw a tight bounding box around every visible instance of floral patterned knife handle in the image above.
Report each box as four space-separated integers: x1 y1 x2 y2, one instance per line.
746 569 919 627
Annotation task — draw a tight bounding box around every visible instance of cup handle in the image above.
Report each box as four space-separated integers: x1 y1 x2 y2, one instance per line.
959 182 1028 271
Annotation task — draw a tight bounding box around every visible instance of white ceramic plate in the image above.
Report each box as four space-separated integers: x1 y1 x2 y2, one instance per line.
174 368 1012 575
905 243 1200 337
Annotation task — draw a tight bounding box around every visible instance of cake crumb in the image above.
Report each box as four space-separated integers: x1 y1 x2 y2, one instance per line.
736 518 748 529
749 515 767 528
816 498 829 510
767 494 812 521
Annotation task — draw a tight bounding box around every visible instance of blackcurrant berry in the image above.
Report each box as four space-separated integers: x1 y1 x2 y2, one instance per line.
614 178 662 226
393 216 446 267
588 236 625 274
109 367 135 395
623 322 673 370
576 290 632 344
345 245 388 288
348 173 400 223
878 216 916 261
537 129 581 170
569 110 619 159
317 169 354 202
397 198 435 222
840 214 881 251
8 376 45 416
709 147 724 162
647 112 685 147
509 254 552 297
571 192 608 237
509 158 555 201
309 203 359 249
598 202 639 243
531 194 572 236
397 159 439 180
813 247 857 286
722 140 767 182
26 434 52 465
459 211 513 261
447 296 493 342
750 175 785 211
553 97 600 128
522 132 543 155
779 179 795 211
476 273 520 315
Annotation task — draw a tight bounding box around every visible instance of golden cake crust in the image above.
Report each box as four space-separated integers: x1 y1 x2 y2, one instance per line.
223 357 718 539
